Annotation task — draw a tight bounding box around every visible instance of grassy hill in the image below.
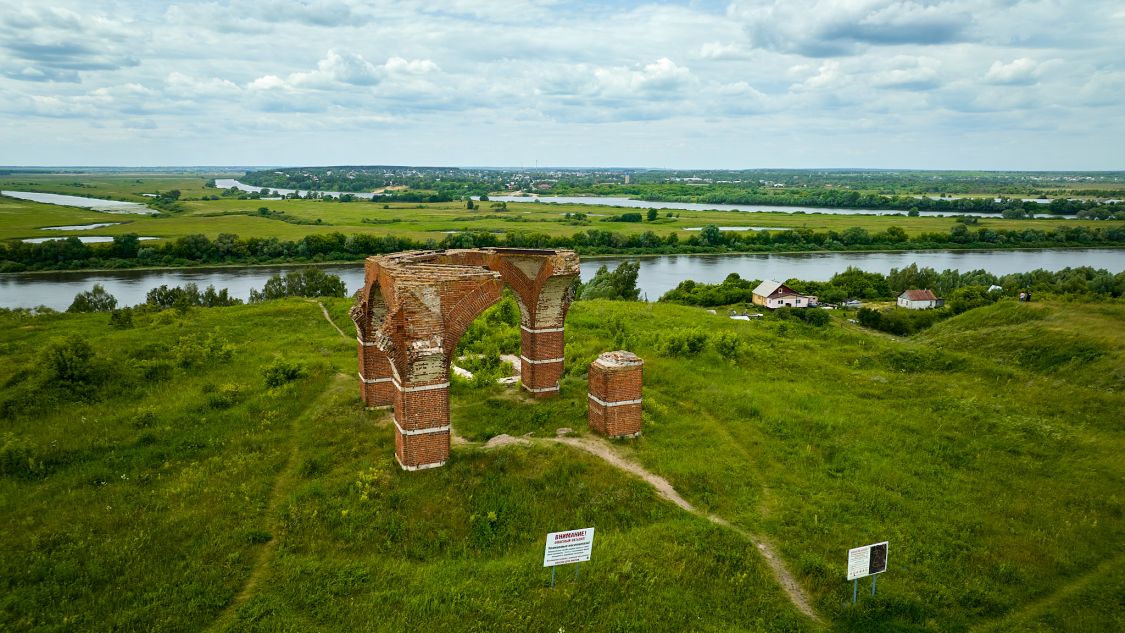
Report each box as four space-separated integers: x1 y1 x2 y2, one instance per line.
1 298 1121 631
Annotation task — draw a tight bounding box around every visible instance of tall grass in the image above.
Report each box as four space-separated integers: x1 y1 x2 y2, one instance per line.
1 297 1121 631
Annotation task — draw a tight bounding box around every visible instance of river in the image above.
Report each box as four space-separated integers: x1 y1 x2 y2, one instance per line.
1 191 156 214
3 249 1122 311
213 179 1066 219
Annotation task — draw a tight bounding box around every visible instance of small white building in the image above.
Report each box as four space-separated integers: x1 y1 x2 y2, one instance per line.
752 280 818 309
897 289 943 310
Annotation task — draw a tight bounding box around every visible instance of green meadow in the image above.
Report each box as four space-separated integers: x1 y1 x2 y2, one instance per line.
1 295 1121 631
2 174 1122 246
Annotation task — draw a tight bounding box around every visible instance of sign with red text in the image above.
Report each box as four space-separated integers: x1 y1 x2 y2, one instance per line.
543 528 595 567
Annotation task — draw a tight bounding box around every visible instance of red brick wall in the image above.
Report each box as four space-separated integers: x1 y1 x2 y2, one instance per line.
357 342 394 408
588 352 643 438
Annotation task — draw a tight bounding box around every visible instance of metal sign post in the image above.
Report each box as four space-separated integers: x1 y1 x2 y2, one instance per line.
543 528 595 588
846 541 889 606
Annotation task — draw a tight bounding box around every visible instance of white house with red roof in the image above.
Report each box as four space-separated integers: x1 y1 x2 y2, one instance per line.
897 289 944 309
752 280 818 309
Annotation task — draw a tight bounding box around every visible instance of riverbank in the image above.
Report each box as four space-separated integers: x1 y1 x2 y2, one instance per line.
4 244 1124 277
6 248 1124 311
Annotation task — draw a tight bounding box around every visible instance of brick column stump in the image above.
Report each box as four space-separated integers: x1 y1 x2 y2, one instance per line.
588 351 644 438
520 326 566 397
394 379 451 470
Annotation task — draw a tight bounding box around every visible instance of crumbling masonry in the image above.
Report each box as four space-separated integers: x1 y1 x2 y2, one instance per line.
351 248 581 470
588 351 644 438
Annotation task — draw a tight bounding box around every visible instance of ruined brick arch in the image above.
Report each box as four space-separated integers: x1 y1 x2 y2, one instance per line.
351 248 581 471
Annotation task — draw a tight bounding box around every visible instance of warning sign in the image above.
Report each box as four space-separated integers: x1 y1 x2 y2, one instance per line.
543 528 595 567
847 541 888 580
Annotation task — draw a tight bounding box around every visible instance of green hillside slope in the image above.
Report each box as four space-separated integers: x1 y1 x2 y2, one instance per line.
1 298 1121 632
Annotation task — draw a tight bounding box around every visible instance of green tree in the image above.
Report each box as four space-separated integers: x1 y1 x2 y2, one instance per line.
699 224 724 247
578 262 641 301
67 284 118 313
646 208 658 221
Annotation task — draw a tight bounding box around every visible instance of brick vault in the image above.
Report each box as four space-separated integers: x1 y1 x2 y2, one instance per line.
350 248 581 471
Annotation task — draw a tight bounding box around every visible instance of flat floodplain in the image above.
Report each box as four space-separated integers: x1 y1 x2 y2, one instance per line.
1 174 1123 245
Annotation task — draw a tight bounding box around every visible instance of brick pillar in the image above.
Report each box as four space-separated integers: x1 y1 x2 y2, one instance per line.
393 378 451 470
357 339 394 408
588 351 644 438
520 325 565 398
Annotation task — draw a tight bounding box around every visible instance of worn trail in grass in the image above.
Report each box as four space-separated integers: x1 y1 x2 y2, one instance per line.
549 434 823 624
207 374 357 631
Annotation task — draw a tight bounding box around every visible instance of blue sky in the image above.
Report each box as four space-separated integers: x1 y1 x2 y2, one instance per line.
0 0 1122 169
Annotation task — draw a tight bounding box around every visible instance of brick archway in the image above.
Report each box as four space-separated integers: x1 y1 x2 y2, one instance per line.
350 248 581 470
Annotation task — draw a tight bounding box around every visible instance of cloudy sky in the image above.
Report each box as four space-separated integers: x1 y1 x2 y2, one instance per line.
1 0 1122 169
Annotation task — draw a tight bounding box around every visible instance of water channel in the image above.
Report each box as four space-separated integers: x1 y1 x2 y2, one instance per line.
3 249 1122 311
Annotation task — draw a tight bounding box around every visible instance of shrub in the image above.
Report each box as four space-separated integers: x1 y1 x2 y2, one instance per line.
263 359 307 387
109 308 134 329
44 336 99 383
207 383 244 409
136 359 174 382
776 307 831 326
712 331 744 361
172 334 234 368
131 407 158 429
657 328 708 357
0 433 45 480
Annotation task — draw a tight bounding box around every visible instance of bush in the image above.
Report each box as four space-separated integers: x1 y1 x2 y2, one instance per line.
207 383 244 409
68 284 118 313
263 359 307 387
109 308 134 329
711 331 744 361
776 307 831 326
657 328 708 357
0 433 45 480
44 336 99 383
172 334 234 368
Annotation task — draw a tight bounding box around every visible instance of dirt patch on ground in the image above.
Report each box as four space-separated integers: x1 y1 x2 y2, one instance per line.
484 434 531 449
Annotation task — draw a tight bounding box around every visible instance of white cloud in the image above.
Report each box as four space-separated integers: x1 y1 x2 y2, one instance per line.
697 41 753 61
593 58 693 98
0 0 1120 168
984 58 1040 85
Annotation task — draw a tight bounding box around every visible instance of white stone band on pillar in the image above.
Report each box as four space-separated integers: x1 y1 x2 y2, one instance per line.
395 455 446 471
519 355 565 365
393 417 451 436
522 383 560 393
588 393 643 407
521 325 565 334
358 373 393 384
390 380 451 393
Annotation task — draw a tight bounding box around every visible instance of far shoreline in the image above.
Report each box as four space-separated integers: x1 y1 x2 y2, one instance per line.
3 244 1124 277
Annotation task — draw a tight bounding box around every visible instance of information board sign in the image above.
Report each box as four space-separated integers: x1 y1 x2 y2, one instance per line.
847 541 888 580
543 528 595 567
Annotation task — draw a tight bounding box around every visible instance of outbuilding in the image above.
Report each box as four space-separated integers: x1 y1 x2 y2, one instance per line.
752 280 818 309
897 289 943 310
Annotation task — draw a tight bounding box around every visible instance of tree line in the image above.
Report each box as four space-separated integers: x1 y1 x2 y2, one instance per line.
660 265 1125 307
4 222 1125 273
